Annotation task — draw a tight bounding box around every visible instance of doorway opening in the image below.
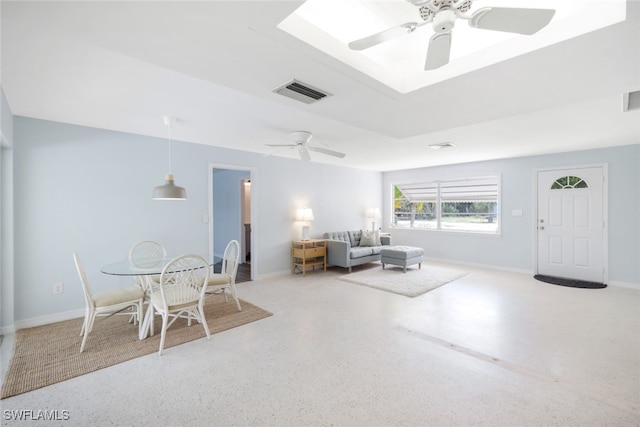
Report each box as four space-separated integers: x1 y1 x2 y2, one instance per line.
209 164 256 282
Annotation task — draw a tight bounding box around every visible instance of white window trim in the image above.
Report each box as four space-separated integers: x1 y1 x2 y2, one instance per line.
391 174 502 235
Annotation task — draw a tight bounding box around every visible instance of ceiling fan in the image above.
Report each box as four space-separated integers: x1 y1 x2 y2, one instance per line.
265 131 346 162
348 0 555 70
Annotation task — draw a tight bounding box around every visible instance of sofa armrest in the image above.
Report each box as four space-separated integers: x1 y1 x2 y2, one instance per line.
326 240 351 267
381 235 392 246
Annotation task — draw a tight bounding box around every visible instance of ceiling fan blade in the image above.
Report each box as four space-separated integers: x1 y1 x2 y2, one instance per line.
265 144 296 147
469 7 555 35
299 147 311 162
348 22 419 51
308 146 346 159
425 32 452 70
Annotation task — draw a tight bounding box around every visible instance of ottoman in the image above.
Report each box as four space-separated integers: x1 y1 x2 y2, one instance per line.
380 246 424 273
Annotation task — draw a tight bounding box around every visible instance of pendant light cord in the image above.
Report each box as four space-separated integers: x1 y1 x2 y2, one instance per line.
163 116 173 175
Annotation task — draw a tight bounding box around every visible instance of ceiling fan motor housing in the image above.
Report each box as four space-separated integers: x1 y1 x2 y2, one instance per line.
291 130 313 145
433 9 456 33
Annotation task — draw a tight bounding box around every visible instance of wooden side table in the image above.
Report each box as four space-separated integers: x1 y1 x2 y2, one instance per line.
291 239 327 276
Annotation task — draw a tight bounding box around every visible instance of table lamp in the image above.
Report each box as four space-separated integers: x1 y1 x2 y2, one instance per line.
367 208 381 232
296 207 314 240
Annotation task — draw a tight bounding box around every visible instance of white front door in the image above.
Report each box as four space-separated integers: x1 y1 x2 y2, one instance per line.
537 167 605 282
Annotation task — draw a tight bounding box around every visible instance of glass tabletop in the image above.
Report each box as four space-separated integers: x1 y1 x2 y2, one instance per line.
101 256 220 276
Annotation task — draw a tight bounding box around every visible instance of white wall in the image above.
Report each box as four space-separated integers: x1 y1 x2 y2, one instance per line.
1 85 14 329
383 144 640 285
11 117 383 323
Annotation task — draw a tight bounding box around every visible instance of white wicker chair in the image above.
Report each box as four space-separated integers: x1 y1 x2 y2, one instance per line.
74 253 145 353
206 240 242 311
128 240 167 292
149 254 211 355
128 240 167 261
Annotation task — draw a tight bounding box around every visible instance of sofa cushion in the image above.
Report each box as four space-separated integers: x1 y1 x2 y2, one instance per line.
359 229 377 247
348 230 362 247
370 245 383 255
324 231 351 246
350 247 373 259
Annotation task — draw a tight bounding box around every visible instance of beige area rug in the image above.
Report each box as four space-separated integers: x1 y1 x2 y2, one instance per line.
1 296 272 399
338 264 468 297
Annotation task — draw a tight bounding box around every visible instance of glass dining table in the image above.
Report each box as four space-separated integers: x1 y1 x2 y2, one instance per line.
101 256 219 339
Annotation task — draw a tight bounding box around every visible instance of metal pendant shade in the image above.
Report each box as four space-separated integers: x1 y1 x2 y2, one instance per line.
152 174 187 200
153 116 187 200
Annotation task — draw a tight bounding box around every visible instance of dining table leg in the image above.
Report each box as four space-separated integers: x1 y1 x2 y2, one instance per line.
137 275 156 340
139 303 154 340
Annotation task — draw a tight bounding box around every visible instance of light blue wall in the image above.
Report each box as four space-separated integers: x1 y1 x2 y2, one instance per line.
383 144 640 285
12 115 637 324
12 117 383 322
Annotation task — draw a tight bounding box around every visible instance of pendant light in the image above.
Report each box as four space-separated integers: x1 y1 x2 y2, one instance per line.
152 116 187 200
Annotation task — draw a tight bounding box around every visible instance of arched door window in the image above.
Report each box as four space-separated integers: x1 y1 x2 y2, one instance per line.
550 176 589 190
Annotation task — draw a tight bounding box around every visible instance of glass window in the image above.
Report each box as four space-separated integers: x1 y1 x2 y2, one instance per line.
551 176 588 189
393 175 500 233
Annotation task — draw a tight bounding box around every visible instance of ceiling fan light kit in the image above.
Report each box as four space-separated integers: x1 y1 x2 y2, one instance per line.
349 0 556 70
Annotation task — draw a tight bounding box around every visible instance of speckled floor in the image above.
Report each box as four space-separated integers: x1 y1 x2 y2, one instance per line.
2 262 639 426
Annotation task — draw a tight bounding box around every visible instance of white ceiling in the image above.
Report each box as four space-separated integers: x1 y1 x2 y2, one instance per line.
2 0 639 171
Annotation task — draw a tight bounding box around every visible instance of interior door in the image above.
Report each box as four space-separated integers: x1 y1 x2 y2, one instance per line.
537 167 605 282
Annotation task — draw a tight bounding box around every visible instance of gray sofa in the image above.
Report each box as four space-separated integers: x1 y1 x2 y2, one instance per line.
323 230 391 272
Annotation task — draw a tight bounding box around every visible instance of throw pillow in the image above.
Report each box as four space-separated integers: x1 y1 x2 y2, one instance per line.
374 229 382 246
359 229 377 247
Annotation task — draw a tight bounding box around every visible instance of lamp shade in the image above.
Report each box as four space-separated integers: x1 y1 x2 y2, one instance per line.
296 208 314 221
367 208 381 219
152 174 187 200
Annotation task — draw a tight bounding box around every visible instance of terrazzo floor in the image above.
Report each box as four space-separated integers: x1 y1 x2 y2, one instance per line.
1 262 639 426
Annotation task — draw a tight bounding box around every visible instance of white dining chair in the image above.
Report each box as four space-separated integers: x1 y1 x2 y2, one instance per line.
205 240 242 311
128 240 167 292
149 254 211 355
73 253 145 353
128 240 167 261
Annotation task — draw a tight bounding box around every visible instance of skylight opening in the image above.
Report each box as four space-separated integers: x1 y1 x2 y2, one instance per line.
277 0 626 94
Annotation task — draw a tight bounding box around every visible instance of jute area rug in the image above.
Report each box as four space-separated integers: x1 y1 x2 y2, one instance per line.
338 264 468 297
1 295 272 399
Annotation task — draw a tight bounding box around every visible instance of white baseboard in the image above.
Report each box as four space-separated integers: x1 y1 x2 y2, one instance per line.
8 308 84 333
255 268 290 281
421 256 533 276
608 280 640 289
422 257 640 288
1 325 16 335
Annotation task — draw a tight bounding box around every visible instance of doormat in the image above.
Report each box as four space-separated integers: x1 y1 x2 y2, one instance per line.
534 275 607 289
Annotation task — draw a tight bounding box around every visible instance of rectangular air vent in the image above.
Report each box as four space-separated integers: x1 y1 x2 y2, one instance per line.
623 91 640 112
273 79 331 104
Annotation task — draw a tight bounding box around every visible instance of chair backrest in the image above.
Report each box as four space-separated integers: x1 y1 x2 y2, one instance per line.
221 240 240 282
128 240 167 265
73 253 95 310
157 254 209 308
